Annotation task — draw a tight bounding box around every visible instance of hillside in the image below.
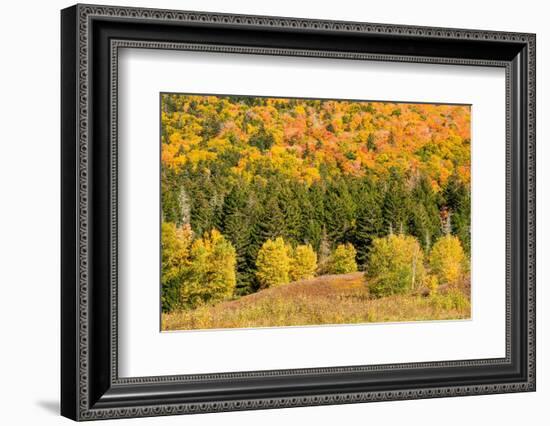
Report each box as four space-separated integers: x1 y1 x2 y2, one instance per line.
161 272 470 331
161 95 471 191
160 94 472 298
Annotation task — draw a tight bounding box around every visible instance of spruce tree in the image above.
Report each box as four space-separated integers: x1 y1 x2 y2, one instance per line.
382 170 410 235
257 195 286 241
354 183 383 267
442 173 471 252
324 178 356 244
220 185 252 294
301 183 325 250
278 182 303 244
409 176 441 251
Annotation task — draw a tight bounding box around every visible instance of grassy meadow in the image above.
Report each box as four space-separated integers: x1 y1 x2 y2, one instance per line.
160 94 471 331
162 272 470 331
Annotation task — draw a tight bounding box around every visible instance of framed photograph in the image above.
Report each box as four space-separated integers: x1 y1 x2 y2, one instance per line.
61 4 536 421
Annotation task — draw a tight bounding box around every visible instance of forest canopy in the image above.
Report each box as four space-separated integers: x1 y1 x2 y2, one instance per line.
160 94 471 312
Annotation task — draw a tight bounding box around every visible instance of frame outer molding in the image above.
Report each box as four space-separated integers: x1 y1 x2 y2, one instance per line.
61 3 536 421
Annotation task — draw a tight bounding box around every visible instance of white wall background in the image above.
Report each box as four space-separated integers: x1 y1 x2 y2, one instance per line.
0 0 546 424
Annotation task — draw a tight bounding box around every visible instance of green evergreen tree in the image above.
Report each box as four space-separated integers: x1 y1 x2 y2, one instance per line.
257 195 286 241
382 169 410 235
354 182 383 266
442 173 471 252
220 185 253 294
278 182 303 244
161 169 185 225
301 183 325 250
324 178 356 244
409 176 441 251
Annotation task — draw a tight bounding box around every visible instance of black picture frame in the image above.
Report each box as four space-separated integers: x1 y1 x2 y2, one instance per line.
61 4 536 421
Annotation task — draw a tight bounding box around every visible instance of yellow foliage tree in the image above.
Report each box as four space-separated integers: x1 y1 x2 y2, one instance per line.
428 235 466 287
256 237 291 288
183 229 237 307
161 222 193 312
329 243 358 274
289 244 318 281
366 234 425 297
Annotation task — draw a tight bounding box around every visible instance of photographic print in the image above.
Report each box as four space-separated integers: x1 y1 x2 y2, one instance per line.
160 94 471 331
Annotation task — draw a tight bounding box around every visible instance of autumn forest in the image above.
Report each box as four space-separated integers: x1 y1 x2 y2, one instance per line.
160 93 471 330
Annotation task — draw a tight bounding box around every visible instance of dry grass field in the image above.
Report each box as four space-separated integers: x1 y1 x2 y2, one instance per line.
161 272 470 331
